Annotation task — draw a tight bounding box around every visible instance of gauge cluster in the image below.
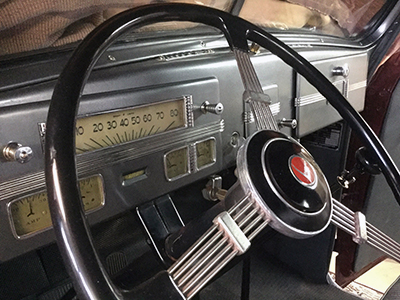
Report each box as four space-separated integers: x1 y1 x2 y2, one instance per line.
0 75 230 261
164 138 216 181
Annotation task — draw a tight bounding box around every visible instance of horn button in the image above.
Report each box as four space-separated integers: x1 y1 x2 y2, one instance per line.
237 130 332 238
264 141 323 213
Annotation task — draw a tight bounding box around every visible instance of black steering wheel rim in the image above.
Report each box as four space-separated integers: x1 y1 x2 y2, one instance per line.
45 3 400 300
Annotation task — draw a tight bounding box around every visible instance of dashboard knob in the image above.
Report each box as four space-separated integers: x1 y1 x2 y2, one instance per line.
279 118 297 129
332 65 349 78
2 142 33 163
200 101 224 115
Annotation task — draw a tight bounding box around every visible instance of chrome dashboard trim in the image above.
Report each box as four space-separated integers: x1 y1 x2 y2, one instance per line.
0 120 224 202
295 79 366 107
269 102 280 116
242 102 280 124
349 80 367 91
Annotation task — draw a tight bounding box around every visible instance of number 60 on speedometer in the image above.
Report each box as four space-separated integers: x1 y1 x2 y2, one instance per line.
75 98 188 154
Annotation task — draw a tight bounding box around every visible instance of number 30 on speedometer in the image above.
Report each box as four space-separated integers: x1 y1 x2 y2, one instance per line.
75 98 187 154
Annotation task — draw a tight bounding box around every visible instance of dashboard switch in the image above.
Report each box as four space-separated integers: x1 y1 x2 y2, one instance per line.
200 101 224 115
202 175 227 201
2 142 33 163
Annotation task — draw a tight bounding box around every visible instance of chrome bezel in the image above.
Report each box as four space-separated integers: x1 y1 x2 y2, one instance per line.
287 154 318 189
164 145 191 181
194 137 217 171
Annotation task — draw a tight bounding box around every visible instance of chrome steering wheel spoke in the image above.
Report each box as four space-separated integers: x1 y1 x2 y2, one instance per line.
332 198 400 262
233 48 279 132
168 195 269 299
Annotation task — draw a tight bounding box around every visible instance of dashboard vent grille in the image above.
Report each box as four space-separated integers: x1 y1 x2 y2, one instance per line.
158 49 215 61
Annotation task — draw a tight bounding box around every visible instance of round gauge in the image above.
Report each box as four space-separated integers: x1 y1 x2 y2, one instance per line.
9 175 104 238
10 192 50 238
75 98 187 154
196 138 216 170
164 147 189 180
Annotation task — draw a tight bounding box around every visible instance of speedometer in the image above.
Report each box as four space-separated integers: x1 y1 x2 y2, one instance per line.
75 97 188 154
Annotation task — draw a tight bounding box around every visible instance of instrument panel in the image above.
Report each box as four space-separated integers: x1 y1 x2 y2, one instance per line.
0 76 229 260
0 39 368 262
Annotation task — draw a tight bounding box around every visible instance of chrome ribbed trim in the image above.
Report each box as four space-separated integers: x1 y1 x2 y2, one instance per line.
295 93 325 107
188 143 197 175
349 80 367 91
233 49 263 93
243 111 255 124
0 120 224 202
247 98 279 131
0 172 46 203
295 80 366 107
243 102 280 125
270 102 280 116
158 49 215 62
185 95 195 128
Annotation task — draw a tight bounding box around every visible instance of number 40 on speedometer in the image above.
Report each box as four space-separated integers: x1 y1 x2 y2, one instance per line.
75 98 187 154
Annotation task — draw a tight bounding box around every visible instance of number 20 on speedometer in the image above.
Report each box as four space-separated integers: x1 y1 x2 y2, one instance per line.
75 98 187 154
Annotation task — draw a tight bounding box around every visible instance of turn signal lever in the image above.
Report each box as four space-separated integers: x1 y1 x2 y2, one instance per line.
337 147 381 188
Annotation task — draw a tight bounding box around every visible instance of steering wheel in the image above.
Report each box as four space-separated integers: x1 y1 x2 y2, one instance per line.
45 3 400 300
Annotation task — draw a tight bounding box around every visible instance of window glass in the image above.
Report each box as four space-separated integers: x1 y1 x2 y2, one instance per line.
239 0 387 37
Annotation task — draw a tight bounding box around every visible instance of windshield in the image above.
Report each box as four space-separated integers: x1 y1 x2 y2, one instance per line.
240 0 386 37
0 0 388 56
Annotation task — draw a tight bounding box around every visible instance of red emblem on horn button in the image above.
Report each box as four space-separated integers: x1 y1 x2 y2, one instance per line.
290 156 316 186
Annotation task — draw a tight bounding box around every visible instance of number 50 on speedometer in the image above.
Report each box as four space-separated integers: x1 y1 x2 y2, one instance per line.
75 98 188 154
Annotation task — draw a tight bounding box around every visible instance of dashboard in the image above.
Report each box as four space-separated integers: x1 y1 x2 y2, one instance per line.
0 32 368 262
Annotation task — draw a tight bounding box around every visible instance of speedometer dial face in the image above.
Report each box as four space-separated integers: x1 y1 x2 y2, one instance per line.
75 98 187 154
9 175 104 238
